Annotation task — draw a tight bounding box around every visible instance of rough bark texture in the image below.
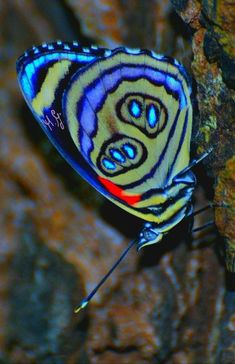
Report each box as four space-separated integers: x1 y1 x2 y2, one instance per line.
0 1 234 363
172 0 235 273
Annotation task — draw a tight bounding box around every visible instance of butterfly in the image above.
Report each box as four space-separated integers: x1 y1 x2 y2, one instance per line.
16 41 211 312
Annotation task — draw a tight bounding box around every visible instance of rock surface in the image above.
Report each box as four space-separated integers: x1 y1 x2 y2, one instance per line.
0 1 234 363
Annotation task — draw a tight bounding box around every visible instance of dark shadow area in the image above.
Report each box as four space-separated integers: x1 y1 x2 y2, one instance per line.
194 163 215 201
225 272 235 292
169 8 193 63
169 9 192 43
138 216 191 269
99 199 143 238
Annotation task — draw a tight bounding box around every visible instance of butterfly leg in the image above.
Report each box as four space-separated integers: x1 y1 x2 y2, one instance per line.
192 221 215 233
186 203 216 248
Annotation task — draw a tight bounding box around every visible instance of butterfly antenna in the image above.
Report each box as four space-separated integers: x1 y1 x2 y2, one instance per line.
74 237 138 313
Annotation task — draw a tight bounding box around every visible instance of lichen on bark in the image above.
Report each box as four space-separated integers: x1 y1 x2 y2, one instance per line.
172 0 235 273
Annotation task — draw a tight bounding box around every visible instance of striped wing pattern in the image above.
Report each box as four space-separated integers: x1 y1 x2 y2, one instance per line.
17 41 195 246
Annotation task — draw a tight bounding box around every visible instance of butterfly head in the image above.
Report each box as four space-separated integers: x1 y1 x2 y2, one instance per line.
137 223 164 251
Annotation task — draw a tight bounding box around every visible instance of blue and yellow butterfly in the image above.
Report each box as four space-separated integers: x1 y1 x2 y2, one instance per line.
16 41 210 311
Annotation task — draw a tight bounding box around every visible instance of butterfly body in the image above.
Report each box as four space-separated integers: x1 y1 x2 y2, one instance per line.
17 41 195 248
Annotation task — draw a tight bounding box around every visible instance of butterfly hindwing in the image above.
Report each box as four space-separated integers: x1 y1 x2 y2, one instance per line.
17 42 194 226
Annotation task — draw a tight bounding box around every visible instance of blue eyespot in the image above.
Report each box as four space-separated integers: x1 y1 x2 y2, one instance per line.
146 104 159 128
122 144 137 159
102 158 116 170
109 149 126 163
128 100 142 118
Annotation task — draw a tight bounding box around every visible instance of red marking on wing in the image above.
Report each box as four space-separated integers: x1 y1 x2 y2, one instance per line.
98 176 141 206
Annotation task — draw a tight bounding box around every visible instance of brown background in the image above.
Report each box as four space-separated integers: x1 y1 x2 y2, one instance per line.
0 1 234 363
